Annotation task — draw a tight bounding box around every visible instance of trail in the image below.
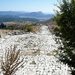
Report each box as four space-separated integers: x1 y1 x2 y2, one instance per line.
0 25 70 75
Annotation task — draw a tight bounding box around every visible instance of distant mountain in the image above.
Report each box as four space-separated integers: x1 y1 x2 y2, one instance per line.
0 11 54 19
0 11 55 23
0 15 40 23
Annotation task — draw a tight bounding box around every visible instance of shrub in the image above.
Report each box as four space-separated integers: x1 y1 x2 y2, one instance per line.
26 26 33 32
54 0 75 75
0 23 6 29
1 45 24 75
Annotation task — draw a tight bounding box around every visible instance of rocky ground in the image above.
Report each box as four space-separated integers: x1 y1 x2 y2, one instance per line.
0 25 70 75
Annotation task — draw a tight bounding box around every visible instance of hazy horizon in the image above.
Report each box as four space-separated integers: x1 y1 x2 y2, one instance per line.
0 0 58 14
0 10 55 14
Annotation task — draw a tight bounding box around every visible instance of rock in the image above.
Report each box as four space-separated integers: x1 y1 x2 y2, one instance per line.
0 25 70 75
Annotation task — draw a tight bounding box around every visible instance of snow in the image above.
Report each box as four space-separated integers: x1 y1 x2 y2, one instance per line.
0 25 70 75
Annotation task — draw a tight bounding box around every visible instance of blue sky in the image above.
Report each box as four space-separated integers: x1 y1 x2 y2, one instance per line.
0 0 58 13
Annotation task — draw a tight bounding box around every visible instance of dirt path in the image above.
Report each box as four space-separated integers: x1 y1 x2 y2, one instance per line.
0 25 70 75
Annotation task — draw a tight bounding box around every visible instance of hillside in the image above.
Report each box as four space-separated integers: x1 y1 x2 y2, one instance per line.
0 15 40 23
0 11 54 23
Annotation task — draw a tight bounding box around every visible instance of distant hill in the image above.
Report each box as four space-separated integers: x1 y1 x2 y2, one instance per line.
0 11 55 23
0 15 40 23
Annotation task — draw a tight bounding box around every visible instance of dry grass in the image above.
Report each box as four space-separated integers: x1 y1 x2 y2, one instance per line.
1 45 24 75
48 24 58 34
0 25 40 37
47 51 58 56
1 22 40 37
4 21 34 26
32 25 40 32
21 49 40 56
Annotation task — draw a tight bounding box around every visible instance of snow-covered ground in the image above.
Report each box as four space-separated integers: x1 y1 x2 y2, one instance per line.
0 25 70 75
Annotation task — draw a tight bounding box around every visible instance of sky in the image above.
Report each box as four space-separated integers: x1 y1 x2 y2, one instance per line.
0 0 58 14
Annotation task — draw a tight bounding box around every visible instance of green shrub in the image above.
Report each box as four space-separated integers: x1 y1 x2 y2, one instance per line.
26 26 33 32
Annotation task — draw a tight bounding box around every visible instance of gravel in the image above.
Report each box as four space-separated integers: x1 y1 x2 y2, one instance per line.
0 25 70 75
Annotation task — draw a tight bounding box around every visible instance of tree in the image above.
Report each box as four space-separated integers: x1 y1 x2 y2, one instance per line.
1 46 24 75
0 23 6 29
54 0 75 75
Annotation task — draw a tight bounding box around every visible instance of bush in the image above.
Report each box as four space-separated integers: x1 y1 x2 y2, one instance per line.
26 26 33 32
54 0 75 75
0 23 6 29
1 46 24 75
5 24 33 32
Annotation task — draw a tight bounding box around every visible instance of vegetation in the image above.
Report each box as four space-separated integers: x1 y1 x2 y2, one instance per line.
2 22 34 32
3 22 41 33
25 25 33 32
54 0 75 75
0 23 6 29
1 46 24 75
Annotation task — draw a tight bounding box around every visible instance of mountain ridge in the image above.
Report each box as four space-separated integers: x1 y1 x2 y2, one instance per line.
0 11 54 19
0 11 55 23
